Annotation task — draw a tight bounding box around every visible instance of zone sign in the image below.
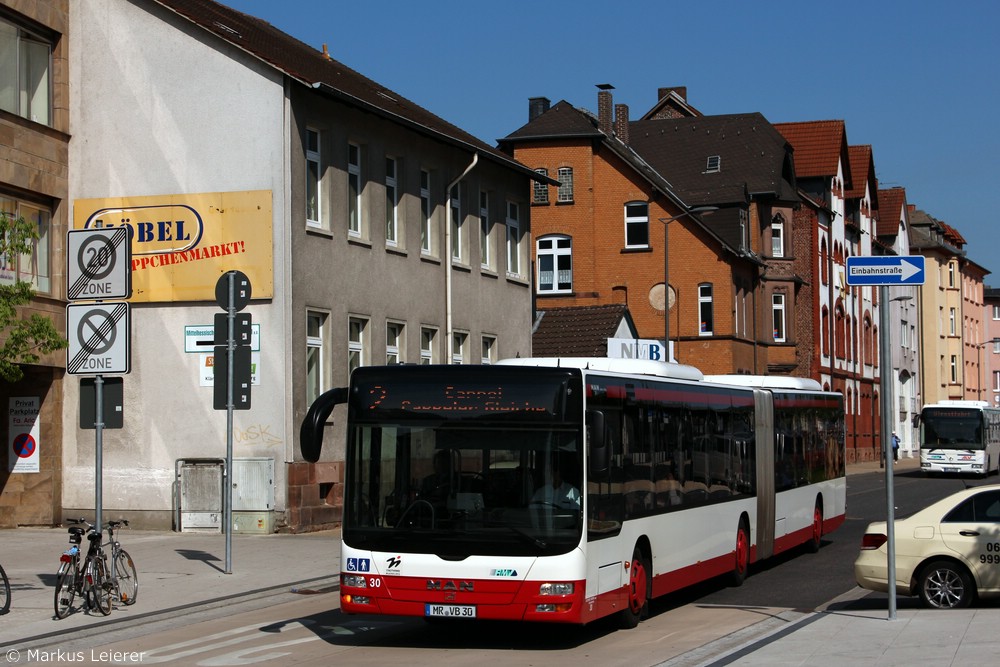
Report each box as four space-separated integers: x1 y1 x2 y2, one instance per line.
67 227 132 301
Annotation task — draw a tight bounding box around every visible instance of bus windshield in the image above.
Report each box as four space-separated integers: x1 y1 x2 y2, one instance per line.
343 366 584 557
922 408 984 450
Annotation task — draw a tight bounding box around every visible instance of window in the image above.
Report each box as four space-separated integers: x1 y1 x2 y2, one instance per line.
305 128 322 227
624 202 649 248
386 321 403 364
994 339 1000 354
0 19 51 125
506 201 521 277
950 308 957 335
420 170 432 254
536 235 572 293
993 305 1000 320
348 143 362 236
480 190 492 270
452 331 468 365
771 216 784 257
481 335 496 365
994 371 1000 393
698 284 714 335
0 197 51 294
420 327 437 365
450 184 463 262
385 157 398 246
772 293 786 342
557 167 574 203
950 355 958 384
348 316 368 376
306 311 327 406
533 168 548 204
705 155 721 173
900 320 910 349
948 262 956 288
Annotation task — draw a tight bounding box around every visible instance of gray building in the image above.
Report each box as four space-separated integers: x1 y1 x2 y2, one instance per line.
66 0 543 531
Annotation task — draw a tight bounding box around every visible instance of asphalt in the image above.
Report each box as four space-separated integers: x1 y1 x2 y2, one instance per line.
0 455 994 666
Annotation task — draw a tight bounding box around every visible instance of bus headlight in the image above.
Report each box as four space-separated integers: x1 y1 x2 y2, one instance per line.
342 574 367 588
539 582 574 596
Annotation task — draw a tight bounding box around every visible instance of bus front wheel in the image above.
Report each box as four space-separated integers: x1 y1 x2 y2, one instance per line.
729 518 750 586
618 546 650 629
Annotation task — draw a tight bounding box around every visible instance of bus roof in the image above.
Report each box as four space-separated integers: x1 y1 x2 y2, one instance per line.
703 375 824 391
925 400 991 409
497 357 705 382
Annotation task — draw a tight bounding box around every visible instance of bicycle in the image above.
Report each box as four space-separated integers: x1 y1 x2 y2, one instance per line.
0 562 10 615
54 518 113 618
103 519 138 607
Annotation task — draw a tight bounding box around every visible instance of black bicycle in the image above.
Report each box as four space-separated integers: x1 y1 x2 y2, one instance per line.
54 518 112 618
0 561 10 615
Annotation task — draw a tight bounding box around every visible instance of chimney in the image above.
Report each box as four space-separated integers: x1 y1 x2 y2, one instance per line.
614 103 630 143
597 84 614 135
658 86 687 103
528 97 550 121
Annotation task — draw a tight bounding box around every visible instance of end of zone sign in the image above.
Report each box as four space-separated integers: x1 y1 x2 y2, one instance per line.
66 303 131 375
846 255 925 286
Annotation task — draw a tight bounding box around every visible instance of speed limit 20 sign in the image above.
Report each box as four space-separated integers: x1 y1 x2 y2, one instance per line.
67 227 132 300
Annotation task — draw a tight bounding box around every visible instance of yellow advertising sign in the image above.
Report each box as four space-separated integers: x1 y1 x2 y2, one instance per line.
73 191 273 302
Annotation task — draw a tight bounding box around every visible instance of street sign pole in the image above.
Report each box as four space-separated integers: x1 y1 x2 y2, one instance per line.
95 375 103 532
878 284 896 620
225 271 235 575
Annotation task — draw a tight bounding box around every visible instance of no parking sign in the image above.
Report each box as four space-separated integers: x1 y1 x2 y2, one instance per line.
8 397 40 473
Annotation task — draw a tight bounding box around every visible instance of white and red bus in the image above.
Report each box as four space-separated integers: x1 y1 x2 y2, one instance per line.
300 358 846 628
919 400 1000 476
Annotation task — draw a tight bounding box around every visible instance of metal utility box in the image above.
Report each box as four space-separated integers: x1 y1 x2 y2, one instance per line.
232 457 275 534
177 459 224 532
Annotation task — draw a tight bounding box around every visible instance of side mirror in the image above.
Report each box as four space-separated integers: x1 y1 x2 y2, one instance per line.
587 409 608 476
299 387 348 463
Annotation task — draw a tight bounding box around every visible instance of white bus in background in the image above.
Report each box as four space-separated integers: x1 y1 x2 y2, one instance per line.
919 400 1000 476
301 358 846 628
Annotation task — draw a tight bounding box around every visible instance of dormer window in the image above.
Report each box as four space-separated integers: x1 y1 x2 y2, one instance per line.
705 155 721 173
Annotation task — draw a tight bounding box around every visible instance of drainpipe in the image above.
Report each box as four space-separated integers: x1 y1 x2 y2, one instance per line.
445 153 479 362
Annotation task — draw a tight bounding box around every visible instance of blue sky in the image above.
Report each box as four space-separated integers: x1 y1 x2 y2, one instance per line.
221 0 1000 282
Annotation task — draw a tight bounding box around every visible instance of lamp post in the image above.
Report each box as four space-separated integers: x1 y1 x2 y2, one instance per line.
977 338 1000 400
658 206 717 361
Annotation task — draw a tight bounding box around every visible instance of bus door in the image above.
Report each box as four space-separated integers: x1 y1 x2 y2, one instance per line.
754 389 775 560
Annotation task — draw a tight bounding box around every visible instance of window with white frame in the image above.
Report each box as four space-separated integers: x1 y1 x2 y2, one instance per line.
420 169 432 254
506 201 521 277
450 184 463 262
533 168 548 204
452 331 468 365
771 216 784 257
772 293 786 342
305 128 322 227
900 320 910 348
348 142 362 236
705 155 721 173
0 18 51 126
993 338 1000 354
624 202 649 248
480 190 492 270
420 326 437 364
994 370 1000 393
699 283 714 335
348 316 368 377
481 335 496 364
306 310 327 406
949 307 957 335
950 355 958 383
386 321 403 364
948 262 956 287
536 235 572 293
0 196 51 294
557 167 574 203
385 157 398 246
993 304 1000 320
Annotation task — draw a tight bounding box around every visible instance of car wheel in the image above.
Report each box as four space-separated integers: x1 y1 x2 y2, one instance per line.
918 560 974 609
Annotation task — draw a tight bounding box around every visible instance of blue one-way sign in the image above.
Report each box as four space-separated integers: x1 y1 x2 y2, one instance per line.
846 255 925 286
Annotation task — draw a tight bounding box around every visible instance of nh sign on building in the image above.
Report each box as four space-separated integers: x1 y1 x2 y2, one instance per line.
608 338 668 361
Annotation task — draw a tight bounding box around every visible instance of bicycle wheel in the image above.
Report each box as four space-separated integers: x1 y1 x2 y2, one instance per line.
54 561 77 619
0 563 10 615
113 549 138 605
88 558 113 616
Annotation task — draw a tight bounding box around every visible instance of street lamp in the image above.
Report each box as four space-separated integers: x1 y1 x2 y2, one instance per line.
977 337 1000 400
658 206 717 361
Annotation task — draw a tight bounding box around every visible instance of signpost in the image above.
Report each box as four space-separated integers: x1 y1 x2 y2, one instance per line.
66 227 132 533
214 270 252 574
846 255 925 621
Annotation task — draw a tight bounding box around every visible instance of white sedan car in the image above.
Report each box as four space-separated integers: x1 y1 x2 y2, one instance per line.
854 485 1000 608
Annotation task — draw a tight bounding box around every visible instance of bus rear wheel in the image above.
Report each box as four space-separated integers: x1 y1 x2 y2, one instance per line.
618 547 650 629
729 518 750 586
806 502 823 553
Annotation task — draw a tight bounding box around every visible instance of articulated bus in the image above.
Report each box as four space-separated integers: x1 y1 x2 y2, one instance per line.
919 400 1000 476
300 358 846 628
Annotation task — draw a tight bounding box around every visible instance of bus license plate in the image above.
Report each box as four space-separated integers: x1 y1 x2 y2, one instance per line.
425 604 476 618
